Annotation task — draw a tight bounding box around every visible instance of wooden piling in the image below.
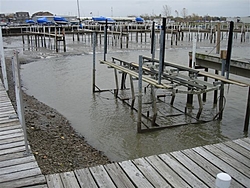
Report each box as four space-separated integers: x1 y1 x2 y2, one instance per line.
137 55 143 133
203 68 208 102
216 23 221 54
218 51 227 120
213 70 219 105
130 75 135 109
63 29 66 52
244 87 250 132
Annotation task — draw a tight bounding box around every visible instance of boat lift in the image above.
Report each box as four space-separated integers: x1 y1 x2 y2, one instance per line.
99 55 247 132
93 18 249 133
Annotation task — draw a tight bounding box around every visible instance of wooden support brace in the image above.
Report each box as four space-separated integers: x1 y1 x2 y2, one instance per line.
196 94 203 119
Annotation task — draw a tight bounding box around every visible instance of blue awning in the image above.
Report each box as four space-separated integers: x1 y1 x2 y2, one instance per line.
26 20 35 24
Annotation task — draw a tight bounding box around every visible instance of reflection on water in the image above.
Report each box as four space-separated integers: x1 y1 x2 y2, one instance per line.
5 33 248 161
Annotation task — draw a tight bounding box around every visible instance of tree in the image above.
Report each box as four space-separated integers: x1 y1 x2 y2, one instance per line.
181 8 188 20
175 10 179 17
162 5 171 18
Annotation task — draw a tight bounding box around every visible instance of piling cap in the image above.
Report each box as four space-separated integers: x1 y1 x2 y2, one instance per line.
215 173 231 188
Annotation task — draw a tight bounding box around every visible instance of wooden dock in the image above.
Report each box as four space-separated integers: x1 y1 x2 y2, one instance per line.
0 82 47 188
45 137 250 187
1 80 250 187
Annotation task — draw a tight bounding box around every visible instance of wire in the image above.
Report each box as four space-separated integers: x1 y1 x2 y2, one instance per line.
213 96 227 120
207 33 228 55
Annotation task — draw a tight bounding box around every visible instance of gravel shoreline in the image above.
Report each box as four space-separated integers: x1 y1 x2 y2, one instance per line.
1 57 111 175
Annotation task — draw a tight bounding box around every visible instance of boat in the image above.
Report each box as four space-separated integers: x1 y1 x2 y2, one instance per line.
54 16 69 25
135 17 144 24
25 20 35 25
92 16 115 24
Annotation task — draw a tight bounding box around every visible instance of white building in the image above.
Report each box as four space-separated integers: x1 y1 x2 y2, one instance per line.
226 16 250 24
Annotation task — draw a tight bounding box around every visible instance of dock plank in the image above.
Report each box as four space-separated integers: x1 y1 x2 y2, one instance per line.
213 143 250 168
0 151 29 162
159 153 208 187
0 155 35 168
60 171 80 188
104 162 135 188
0 136 24 145
171 150 215 187
75 168 98 188
193 147 250 187
0 124 21 132
0 161 38 175
223 141 250 158
204 145 250 178
0 132 24 141
181 148 244 188
0 167 42 183
0 140 25 150
46 173 64 188
0 145 28 156
0 128 23 136
0 175 46 188
119 160 154 188
146 155 191 187
89 165 116 188
132 157 171 187
233 139 250 151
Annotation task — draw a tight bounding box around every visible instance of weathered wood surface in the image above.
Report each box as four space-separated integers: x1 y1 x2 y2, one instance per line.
0 82 47 188
45 137 250 188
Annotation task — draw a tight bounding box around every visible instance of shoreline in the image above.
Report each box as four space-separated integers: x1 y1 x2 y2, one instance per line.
1 57 111 175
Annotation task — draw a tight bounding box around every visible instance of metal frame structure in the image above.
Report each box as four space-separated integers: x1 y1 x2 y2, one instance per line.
98 55 248 132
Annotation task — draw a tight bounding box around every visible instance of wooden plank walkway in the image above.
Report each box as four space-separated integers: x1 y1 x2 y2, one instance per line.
45 137 250 188
1 80 250 187
0 82 47 188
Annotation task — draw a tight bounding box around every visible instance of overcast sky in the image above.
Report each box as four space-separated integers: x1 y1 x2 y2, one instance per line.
0 0 249 17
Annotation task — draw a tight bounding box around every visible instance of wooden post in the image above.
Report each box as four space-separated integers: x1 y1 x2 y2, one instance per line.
120 31 122 49
13 51 30 155
218 50 227 120
216 23 221 54
63 29 66 52
77 31 80 41
137 55 143 133
21 27 25 44
27 35 30 50
130 75 135 109
244 87 250 132
196 94 203 119
151 85 157 126
120 72 127 90
213 70 219 105
126 34 129 48
55 28 58 53
0 27 8 90
203 68 208 102
92 32 96 93
114 68 119 97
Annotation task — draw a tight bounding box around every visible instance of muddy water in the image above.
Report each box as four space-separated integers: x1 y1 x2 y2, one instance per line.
4 33 249 161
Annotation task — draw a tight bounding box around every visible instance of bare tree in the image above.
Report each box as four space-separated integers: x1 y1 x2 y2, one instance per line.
175 10 179 18
162 5 171 17
181 8 188 20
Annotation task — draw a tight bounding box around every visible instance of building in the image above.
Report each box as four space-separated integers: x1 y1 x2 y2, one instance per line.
0 14 6 22
15 12 30 24
226 16 250 24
